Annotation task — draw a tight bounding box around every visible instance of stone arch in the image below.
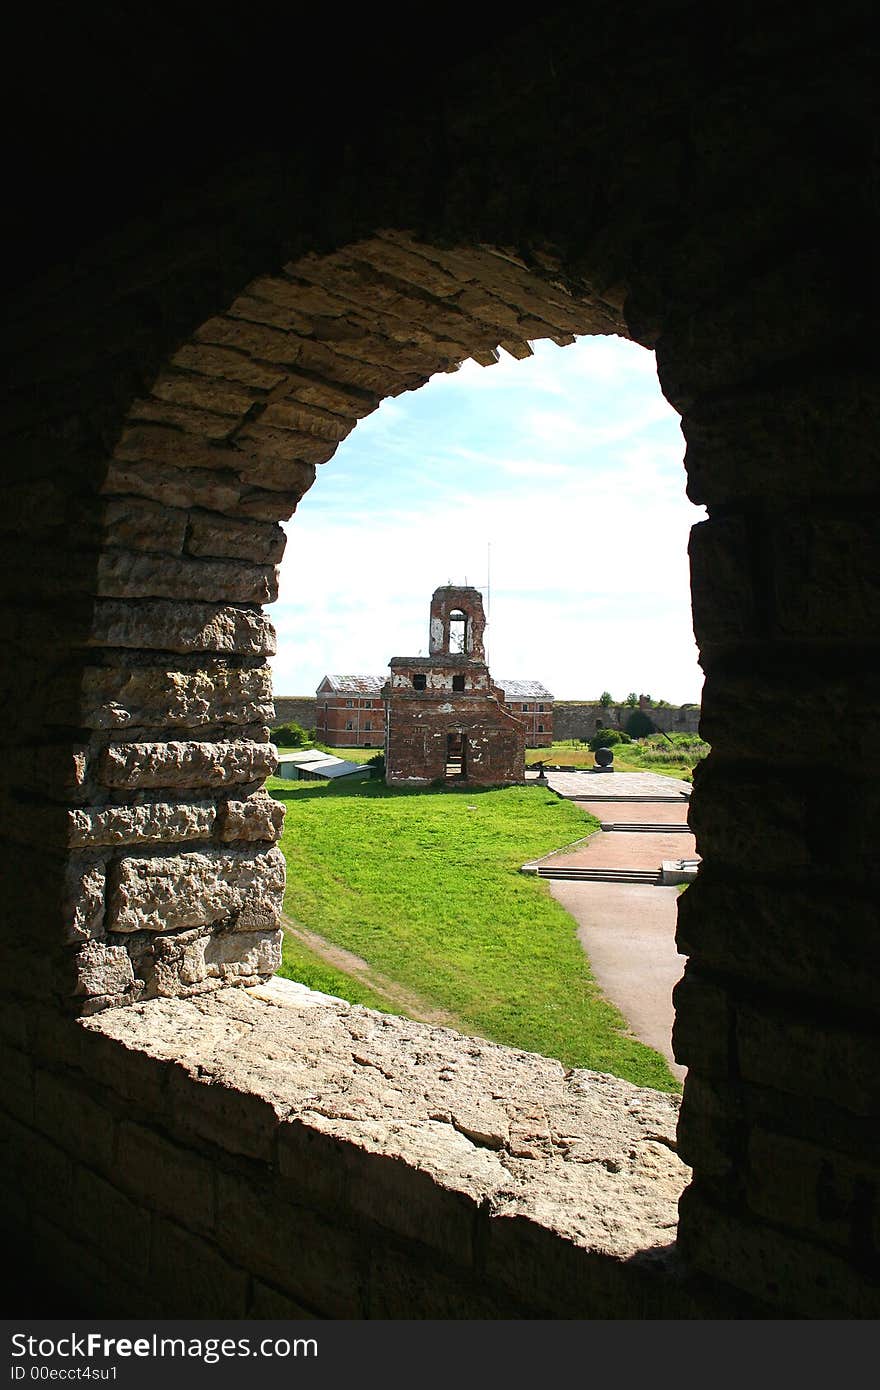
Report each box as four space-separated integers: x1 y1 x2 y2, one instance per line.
54 235 628 1012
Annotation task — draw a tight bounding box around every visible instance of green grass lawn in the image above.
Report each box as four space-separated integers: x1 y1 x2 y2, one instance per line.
525 738 705 780
267 777 679 1092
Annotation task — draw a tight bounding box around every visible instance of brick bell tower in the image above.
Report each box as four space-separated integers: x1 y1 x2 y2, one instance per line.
383 585 525 787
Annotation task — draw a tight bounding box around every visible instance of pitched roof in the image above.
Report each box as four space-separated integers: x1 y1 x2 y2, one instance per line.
496 678 554 700
316 674 385 695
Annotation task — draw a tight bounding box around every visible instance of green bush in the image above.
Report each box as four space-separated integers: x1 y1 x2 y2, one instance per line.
271 721 309 748
588 728 631 751
624 710 656 738
367 750 386 777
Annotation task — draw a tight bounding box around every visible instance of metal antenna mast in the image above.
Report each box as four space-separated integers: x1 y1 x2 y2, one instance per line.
486 541 491 665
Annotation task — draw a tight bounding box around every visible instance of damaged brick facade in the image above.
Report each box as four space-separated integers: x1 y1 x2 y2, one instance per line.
383 587 525 787
315 674 384 747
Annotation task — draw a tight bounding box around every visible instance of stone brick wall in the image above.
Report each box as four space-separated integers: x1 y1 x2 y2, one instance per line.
2 0 877 1320
272 697 317 730
1 979 742 1319
554 704 701 741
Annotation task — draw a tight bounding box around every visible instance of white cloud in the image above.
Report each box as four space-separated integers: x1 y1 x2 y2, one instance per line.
270 336 704 703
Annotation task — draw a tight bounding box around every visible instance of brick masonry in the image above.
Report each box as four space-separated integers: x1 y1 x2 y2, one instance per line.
385 587 526 787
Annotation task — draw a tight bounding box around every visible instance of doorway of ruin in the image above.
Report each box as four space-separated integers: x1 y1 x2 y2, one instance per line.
445 732 467 780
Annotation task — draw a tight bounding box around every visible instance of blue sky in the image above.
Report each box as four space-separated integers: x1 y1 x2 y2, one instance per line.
271 335 706 703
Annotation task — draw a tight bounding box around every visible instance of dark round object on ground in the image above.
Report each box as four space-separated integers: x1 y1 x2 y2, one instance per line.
595 747 614 768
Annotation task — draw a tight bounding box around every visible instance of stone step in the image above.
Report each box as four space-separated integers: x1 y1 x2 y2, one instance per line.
557 794 690 803
599 822 691 833
531 866 660 884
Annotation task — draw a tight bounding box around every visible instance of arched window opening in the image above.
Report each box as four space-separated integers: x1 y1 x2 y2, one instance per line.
448 610 468 654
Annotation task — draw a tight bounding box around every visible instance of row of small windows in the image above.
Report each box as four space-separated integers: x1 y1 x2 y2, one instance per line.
345 721 373 731
411 674 467 691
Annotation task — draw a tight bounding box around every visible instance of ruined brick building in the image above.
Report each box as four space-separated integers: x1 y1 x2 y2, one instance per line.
315 674 384 747
384 586 525 786
313 673 552 751
1 0 877 1320
495 679 554 746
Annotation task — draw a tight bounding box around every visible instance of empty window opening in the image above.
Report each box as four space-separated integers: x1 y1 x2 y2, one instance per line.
452 674 465 691
538 724 544 733
345 720 354 730
448 610 468 654
412 674 427 690
365 721 372 731
446 733 467 780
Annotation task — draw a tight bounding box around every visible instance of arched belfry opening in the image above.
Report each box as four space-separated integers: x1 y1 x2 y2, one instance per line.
429 587 486 660
1 1 875 1320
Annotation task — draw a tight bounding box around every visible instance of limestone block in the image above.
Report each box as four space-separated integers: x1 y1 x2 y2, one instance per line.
79 663 274 731
99 738 277 790
89 599 276 655
675 1075 740 1178
116 1121 216 1234
67 801 216 847
670 968 731 1076
682 369 879 505
96 550 278 604
216 791 285 842
72 1167 151 1275
258 398 354 442
102 497 187 554
34 1070 116 1172
63 855 107 941
688 517 756 648
771 515 880 639
128 397 240 440
677 879 879 1011
745 1128 880 1255
687 765 814 869
699 669 880 765
112 424 315 502
215 1170 363 1316
102 458 246 516
678 1186 880 1318
73 940 136 996
185 513 286 564
170 342 286 390
106 845 285 932
147 927 283 996
150 371 257 417
149 1217 249 1318
736 1003 880 1117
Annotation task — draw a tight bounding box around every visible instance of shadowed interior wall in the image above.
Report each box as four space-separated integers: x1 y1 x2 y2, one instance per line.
0 1 876 1317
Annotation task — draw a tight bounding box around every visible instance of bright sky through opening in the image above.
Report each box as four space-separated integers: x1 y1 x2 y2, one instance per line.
272 335 705 703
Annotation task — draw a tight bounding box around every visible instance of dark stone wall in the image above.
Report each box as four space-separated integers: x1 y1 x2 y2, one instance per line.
1 0 877 1318
554 704 701 740
273 697 318 730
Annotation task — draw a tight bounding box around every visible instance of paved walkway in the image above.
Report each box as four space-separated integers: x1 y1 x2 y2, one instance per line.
548 881 687 1082
535 826 697 871
577 799 693 826
531 769 692 801
526 772 694 1081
